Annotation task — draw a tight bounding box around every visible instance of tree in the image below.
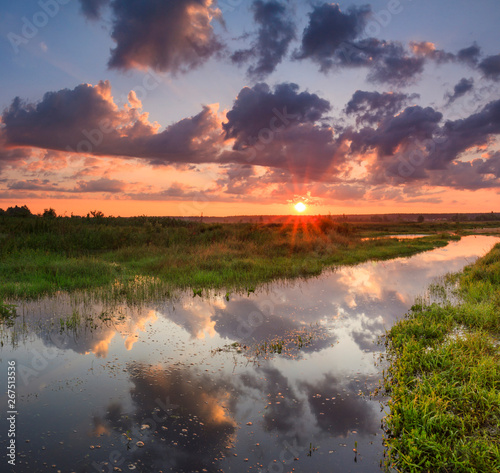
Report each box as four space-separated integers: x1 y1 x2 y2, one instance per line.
417 215 424 223
6 205 32 217
43 208 57 218
88 210 104 218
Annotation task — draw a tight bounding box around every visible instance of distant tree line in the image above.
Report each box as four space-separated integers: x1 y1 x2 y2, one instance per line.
0 205 33 217
0 206 102 218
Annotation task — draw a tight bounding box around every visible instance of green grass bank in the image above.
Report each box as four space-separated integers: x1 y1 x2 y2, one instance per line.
0 214 475 299
383 243 500 472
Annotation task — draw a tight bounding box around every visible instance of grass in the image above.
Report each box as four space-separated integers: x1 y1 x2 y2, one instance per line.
382 243 500 472
0 214 495 300
0 300 17 327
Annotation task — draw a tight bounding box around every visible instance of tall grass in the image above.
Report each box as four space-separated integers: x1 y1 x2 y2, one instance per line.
0 215 464 299
383 243 500 472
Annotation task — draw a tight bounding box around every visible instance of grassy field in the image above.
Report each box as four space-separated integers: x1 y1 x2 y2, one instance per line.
0 214 497 300
383 243 500 472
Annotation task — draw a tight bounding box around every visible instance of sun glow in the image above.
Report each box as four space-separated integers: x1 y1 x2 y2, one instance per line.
294 202 306 213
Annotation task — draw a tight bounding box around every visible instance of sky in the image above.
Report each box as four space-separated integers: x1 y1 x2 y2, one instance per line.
0 0 499 217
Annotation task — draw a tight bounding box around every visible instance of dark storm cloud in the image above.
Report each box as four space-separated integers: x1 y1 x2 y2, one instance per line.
231 0 295 79
366 42 426 86
107 0 222 73
328 38 427 86
427 155 500 190
427 98 500 169
2 81 118 150
356 98 500 190
78 0 109 20
292 4 484 86
222 82 331 147
291 3 427 86
292 3 371 71
348 105 442 157
457 43 481 65
445 78 474 104
478 54 500 81
345 90 419 125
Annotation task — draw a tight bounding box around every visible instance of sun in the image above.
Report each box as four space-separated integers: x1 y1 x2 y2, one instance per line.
294 202 307 213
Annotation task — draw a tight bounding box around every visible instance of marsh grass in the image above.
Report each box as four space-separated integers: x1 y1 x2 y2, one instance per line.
0 215 465 300
383 243 500 472
0 300 17 326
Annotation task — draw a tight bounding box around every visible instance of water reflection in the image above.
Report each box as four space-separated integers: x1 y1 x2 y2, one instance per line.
0 235 498 472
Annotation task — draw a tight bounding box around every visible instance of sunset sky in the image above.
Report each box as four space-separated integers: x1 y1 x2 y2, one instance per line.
0 0 499 216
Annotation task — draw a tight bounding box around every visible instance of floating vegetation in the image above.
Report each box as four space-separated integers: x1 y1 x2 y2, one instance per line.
212 325 324 361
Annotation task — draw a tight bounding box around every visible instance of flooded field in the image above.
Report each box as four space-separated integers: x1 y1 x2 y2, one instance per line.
1 235 498 473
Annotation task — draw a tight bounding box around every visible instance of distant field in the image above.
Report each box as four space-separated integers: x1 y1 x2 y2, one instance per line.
0 214 498 299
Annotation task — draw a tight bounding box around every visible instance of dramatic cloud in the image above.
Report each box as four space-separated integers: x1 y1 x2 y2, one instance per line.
363 40 426 86
348 105 442 157
457 43 481 65
107 0 222 73
291 4 428 85
220 82 346 179
222 82 331 147
427 98 500 169
445 77 474 104
292 5 485 87
231 0 295 79
348 98 500 191
78 0 109 20
345 90 419 125
3 81 119 151
427 155 500 190
478 54 500 81
409 41 454 63
1 81 346 180
2 81 223 165
2 77 499 197
293 3 371 71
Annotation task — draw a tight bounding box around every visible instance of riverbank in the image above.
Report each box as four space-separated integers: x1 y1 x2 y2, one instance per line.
383 243 500 472
0 215 474 300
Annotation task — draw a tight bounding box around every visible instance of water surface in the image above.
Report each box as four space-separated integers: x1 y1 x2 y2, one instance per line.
0 236 497 473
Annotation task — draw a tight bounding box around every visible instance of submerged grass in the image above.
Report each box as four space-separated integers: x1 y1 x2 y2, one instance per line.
0 215 487 300
383 243 500 472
